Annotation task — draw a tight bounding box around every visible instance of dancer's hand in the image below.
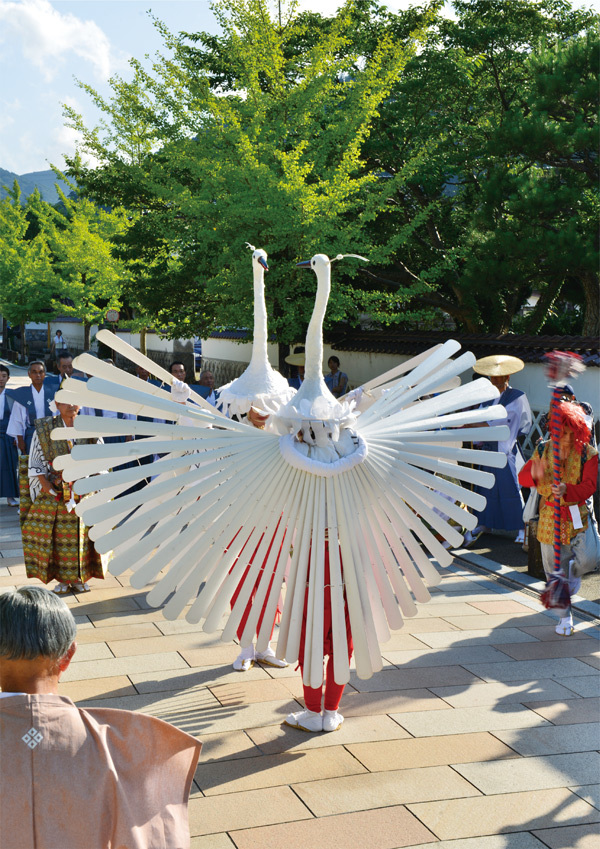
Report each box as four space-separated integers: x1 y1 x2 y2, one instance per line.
551 482 567 498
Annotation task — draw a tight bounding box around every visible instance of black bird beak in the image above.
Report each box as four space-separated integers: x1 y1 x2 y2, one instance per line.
258 256 268 272
296 260 311 268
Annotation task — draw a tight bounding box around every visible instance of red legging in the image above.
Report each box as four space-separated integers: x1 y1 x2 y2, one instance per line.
298 543 353 713
229 524 283 643
303 655 346 712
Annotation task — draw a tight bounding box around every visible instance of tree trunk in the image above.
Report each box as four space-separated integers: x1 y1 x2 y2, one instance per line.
84 323 91 351
140 326 147 355
523 279 563 334
581 271 600 337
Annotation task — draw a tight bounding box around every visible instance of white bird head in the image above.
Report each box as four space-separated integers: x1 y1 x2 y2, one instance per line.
218 245 294 418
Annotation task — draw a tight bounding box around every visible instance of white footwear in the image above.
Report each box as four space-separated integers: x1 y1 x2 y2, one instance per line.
514 529 525 544
233 645 255 671
72 581 90 593
555 616 574 637
322 709 344 732
463 528 484 547
7 497 19 506
255 646 288 668
53 583 70 595
284 709 323 733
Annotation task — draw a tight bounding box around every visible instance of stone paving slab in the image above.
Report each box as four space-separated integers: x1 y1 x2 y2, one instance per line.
532 823 600 848
407 836 547 849
415 627 539 648
494 638 600 661
429 679 583 708
339 689 451 716
391 703 551 737
188 786 312 836
571 785 600 810
560 676 600 697
524 697 600 725
190 834 235 849
130 663 270 694
61 651 189 681
408 788 600 840
453 752 600 795
228 805 437 849
445 613 555 630
346 731 517 772
74 622 163 644
381 645 517 667
60 676 138 702
292 764 481 817
246 714 410 754
348 665 480 692
492 723 600 756
196 746 366 795
463 658 599 682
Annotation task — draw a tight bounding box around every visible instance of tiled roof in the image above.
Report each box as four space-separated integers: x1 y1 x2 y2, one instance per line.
326 331 600 366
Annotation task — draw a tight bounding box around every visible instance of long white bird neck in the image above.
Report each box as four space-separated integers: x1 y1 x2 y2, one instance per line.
247 257 269 374
304 258 330 382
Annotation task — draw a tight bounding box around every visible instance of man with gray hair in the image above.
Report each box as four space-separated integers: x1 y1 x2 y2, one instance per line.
0 586 202 849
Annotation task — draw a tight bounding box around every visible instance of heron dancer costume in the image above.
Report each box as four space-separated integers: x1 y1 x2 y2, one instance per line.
51 249 508 696
21 415 104 586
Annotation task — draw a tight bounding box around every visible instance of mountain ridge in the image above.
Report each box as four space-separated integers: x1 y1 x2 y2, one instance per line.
0 167 74 205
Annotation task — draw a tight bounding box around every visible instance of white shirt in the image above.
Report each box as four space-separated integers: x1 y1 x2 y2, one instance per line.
6 386 45 439
54 334 66 349
0 389 5 421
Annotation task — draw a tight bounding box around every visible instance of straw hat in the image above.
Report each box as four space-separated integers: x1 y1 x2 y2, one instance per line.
473 355 525 377
285 352 305 366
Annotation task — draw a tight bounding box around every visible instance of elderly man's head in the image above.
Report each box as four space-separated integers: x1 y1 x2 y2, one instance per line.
0 587 77 694
199 370 215 390
28 361 46 391
56 351 74 379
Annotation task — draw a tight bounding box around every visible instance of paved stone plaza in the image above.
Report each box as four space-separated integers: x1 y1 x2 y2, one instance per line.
1 502 599 849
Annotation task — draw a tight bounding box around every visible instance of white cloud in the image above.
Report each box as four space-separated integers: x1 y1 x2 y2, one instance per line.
0 0 117 82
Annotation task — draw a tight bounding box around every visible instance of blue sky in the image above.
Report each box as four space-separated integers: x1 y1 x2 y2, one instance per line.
0 0 597 175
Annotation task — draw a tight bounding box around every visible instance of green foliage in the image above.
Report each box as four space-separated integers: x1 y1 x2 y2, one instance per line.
63 0 599 340
0 185 58 327
63 0 435 343
41 187 129 332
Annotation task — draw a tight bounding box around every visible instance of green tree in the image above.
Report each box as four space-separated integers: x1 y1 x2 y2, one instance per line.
358 0 598 333
63 0 436 361
0 186 57 359
40 188 131 349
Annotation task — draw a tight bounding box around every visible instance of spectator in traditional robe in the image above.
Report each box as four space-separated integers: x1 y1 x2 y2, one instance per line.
0 586 201 849
21 400 104 594
0 365 19 505
464 355 532 545
6 361 56 454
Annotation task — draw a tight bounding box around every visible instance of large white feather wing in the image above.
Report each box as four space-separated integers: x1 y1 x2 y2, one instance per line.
52 335 508 686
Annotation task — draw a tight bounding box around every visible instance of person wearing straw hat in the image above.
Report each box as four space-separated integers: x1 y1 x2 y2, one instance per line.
464 355 532 545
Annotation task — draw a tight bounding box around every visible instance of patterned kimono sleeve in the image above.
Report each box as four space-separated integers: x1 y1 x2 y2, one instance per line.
27 431 49 502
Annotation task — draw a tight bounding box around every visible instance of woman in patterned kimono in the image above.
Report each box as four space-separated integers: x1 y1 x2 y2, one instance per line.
21 400 104 594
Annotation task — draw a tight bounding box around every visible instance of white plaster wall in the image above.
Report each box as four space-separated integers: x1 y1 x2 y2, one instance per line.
201 336 279 365
509 363 599 422
203 336 599 420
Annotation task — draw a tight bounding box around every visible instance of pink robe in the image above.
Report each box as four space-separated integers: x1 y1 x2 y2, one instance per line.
0 694 202 849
